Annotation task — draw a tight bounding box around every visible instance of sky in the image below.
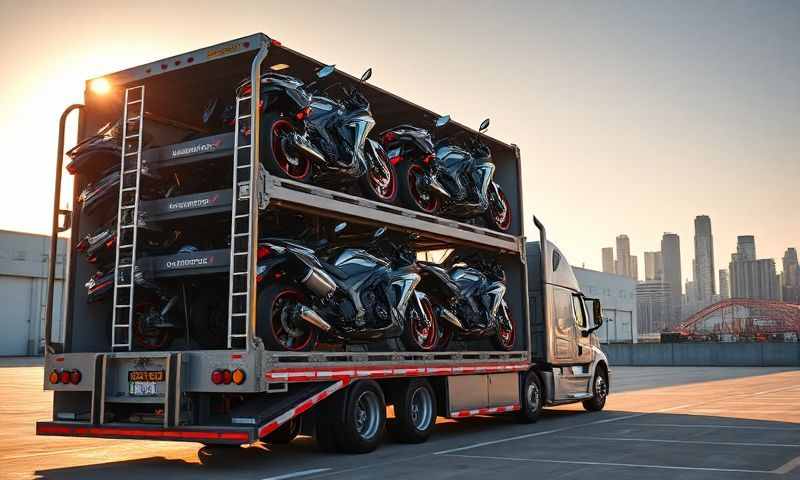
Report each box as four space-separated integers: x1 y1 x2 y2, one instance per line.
0 0 798 289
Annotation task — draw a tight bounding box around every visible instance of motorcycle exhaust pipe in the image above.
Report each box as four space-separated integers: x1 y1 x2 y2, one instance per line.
288 133 326 162
300 266 337 297
298 305 332 331
438 307 464 330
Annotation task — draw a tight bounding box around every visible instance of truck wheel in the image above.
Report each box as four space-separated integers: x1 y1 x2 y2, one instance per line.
518 370 543 423
334 380 386 453
582 367 609 412
264 418 300 444
389 379 437 443
260 113 313 183
257 282 319 352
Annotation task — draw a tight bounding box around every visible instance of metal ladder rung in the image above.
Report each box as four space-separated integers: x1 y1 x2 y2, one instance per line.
237 164 251 169
230 313 247 317
127 99 142 105
121 187 138 192
124 134 141 140
229 334 248 338
121 205 135 210
233 252 248 256
118 244 134 248
120 225 135 229
237 144 251 149
124 152 139 157
233 272 249 276
232 292 248 296
113 324 131 328
128 116 141 122
238 96 252 101
116 283 132 288
115 304 132 308
123 169 139 174
235 214 249 218
233 232 250 237
238 114 252 120
117 263 132 268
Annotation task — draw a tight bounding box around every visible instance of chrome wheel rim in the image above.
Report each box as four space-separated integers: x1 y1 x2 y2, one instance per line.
526 381 540 412
595 375 608 401
409 387 434 431
354 390 381 440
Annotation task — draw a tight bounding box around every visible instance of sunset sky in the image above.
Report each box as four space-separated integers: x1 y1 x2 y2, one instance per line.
1 0 798 288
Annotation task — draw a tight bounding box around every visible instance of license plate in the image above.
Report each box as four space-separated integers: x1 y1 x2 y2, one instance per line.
129 381 158 396
128 370 165 396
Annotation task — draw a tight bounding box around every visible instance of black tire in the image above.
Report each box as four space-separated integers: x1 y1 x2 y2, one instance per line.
397 161 439 214
257 282 319 352
389 379 437 443
260 113 313 183
401 295 438 352
518 370 543 423
491 306 516 352
583 366 609 412
484 184 512 232
360 143 399 204
334 380 386 454
264 418 301 444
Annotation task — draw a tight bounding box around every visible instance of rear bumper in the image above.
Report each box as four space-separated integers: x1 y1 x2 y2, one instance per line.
36 421 256 445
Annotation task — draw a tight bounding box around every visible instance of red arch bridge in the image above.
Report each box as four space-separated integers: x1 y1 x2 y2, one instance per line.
676 298 800 339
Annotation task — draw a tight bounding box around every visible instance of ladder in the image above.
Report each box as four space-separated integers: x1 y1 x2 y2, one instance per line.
111 86 145 351
227 91 256 349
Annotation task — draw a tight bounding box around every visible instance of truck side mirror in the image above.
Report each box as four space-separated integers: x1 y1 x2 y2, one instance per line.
592 300 603 327
58 209 72 232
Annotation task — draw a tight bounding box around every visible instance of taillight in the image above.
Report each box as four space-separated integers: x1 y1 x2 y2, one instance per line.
76 239 89 252
69 370 82 385
59 371 71 385
105 236 115 248
66 163 78 175
271 39 282 47
257 246 271 259
49 370 59 384
296 106 312 121
422 154 435 165
389 155 402 166
87 255 97 264
242 84 252 96
222 369 233 385
232 369 246 385
382 131 397 144
211 370 224 385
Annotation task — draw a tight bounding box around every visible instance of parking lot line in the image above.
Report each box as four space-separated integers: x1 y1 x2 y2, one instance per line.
262 468 331 480
628 423 800 431
440 453 773 474
561 434 800 448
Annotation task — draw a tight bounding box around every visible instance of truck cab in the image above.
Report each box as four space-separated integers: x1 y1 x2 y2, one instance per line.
527 238 610 410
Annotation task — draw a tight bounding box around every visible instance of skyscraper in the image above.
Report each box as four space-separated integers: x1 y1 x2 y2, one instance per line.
630 255 638 281
661 233 682 324
693 215 715 303
616 235 631 278
782 248 800 303
736 235 756 261
719 269 730 299
602 247 615 274
730 257 780 300
644 251 663 281
636 280 672 334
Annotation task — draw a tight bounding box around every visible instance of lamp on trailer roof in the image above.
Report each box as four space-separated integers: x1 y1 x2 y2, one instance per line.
89 78 112 95
270 63 290 71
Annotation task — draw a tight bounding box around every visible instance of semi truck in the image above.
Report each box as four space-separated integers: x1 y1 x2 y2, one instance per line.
37 33 610 455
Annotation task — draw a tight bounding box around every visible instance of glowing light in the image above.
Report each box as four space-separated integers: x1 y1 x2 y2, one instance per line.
270 63 290 71
89 78 111 95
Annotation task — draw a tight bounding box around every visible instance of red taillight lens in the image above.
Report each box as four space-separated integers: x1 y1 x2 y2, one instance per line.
105 236 115 248
222 369 233 385
423 154 435 164
76 239 89 252
49 370 59 384
242 84 252 96
59 371 71 385
389 155 402 166
70 370 82 385
66 163 78 175
382 132 397 144
271 39 282 47
211 370 224 385
296 106 312 121
257 246 271 259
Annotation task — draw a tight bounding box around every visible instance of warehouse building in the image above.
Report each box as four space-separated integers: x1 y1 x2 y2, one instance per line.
573 267 637 343
0 230 66 355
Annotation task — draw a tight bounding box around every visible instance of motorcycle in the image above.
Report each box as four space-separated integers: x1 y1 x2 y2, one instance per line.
416 250 515 351
380 116 513 232
66 118 155 176
240 66 398 204
254 223 436 352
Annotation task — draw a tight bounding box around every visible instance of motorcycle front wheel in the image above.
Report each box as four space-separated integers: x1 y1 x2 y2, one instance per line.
491 308 516 351
398 162 440 214
401 295 438 352
360 143 399 204
485 184 513 232
259 113 313 183
257 282 319 352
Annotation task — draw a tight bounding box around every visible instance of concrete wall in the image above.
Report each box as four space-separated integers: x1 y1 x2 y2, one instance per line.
0 230 66 355
574 267 637 343
602 342 800 367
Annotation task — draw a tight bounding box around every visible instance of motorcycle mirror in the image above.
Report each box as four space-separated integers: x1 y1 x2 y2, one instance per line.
202 97 219 125
479 118 490 133
435 115 450 128
334 222 348 234
373 227 386 239
360 68 372 83
317 64 336 79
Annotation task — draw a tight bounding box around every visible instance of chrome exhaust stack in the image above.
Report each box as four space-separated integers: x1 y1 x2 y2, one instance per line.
300 266 337 297
438 307 463 329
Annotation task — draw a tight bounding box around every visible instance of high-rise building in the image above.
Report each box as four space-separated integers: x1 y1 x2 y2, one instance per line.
719 269 730 299
730 257 781 300
644 251 663 281
636 280 672 334
630 255 638 281
693 215 715 303
602 247 615 274
782 248 800 303
615 235 631 278
736 235 756 261
661 233 682 324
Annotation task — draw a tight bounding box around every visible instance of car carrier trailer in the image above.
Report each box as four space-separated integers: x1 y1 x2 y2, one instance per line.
37 33 610 454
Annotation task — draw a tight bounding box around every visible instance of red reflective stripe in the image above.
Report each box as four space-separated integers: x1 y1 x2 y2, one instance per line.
37 424 249 442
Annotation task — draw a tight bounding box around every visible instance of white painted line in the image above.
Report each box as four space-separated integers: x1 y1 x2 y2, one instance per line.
562 435 800 448
441 453 772 474
628 423 800 431
261 468 331 480
773 455 800 475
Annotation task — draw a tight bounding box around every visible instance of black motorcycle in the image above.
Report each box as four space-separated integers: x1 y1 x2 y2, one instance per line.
254 223 436 352
416 250 515 351
381 117 512 232
241 66 398 204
